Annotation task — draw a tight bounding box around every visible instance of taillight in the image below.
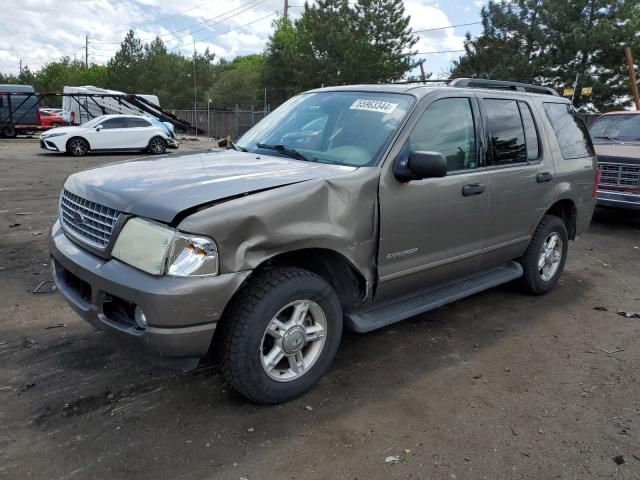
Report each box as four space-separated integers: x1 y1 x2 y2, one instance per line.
36 108 42 125
592 166 601 198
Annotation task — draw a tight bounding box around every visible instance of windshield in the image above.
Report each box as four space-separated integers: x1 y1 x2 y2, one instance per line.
237 92 414 167
590 114 640 143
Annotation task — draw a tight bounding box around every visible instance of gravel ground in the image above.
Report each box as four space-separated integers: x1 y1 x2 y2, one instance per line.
0 138 639 480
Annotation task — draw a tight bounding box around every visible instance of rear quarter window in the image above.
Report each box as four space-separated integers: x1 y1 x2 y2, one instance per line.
543 102 595 159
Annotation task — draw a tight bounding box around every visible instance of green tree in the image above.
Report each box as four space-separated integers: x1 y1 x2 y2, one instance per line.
107 30 144 91
210 54 265 108
264 0 417 103
451 0 640 111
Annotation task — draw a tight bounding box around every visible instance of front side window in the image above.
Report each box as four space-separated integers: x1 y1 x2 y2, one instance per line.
237 92 414 167
101 118 127 129
543 102 595 159
408 97 477 171
484 99 527 166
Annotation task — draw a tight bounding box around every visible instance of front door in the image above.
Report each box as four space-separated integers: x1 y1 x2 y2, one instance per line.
376 92 490 302
90 117 131 150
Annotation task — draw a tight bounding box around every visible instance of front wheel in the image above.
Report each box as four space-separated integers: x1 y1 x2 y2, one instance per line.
221 267 343 404
147 136 167 155
520 214 568 294
66 137 89 156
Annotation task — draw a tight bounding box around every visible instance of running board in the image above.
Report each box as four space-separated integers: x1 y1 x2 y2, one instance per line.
346 261 523 333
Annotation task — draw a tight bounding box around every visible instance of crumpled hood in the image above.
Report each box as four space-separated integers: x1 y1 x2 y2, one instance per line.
595 143 640 166
64 149 356 223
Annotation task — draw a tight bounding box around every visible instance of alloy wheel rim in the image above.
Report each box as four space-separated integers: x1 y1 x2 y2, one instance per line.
260 300 328 382
538 232 562 281
151 139 163 153
71 140 85 155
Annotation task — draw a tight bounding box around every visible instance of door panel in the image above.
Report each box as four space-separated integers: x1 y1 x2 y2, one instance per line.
376 93 490 302
90 117 131 149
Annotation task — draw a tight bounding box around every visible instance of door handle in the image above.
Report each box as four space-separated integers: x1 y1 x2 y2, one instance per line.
537 172 553 183
462 183 486 197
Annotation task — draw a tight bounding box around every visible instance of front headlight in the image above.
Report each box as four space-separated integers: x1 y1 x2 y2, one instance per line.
111 217 219 277
43 133 66 138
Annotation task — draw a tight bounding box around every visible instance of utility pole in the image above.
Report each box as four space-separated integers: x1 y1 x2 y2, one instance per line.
193 43 198 137
284 0 288 19
85 35 89 69
624 47 640 111
418 60 426 83
19 59 22 77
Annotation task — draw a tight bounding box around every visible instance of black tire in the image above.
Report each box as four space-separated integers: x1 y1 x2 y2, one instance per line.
50 122 60 128
221 266 343 404
3 126 16 138
520 214 568 295
66 137 89 157
148 136 167 155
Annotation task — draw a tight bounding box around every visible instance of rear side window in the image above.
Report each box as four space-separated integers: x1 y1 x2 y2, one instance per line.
518 101 539 160
543 103 595 159
484 99 527 166
126 118 151 128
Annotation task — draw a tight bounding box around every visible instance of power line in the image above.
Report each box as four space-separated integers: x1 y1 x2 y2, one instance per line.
135 2 210 26
414 49 466 55
90 0 265 45
413 21 482 33
168 11 277 52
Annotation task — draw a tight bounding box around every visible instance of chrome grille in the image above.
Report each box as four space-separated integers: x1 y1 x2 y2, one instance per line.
599 163 640 188
59 189 121 249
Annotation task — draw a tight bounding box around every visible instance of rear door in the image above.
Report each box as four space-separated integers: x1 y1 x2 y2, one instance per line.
376 91 490 301
125 117 153 148
477 95 558 266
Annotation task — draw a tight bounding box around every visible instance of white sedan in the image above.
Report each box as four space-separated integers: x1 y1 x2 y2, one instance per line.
39 114 178 156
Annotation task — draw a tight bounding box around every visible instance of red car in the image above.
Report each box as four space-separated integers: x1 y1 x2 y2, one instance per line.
39 109 64 128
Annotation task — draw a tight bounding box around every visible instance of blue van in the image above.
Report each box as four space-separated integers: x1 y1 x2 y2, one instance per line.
0 84 40 137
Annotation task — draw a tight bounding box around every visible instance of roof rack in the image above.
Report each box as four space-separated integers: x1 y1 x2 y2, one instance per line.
448 78 559 96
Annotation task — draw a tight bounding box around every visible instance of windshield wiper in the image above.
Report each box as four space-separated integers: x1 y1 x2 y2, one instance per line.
256 143 315 162
229 140 247 152
593 135 624 144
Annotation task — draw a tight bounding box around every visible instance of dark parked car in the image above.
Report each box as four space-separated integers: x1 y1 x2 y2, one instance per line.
589 111 640 210
50 79 597 403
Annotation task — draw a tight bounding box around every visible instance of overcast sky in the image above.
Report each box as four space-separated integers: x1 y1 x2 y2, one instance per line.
0 0 485 81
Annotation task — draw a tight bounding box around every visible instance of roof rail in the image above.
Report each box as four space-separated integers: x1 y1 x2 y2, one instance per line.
448 78 559 96
389 79 451 85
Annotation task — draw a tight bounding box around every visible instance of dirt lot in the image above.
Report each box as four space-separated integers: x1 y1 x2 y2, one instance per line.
0 138 639 480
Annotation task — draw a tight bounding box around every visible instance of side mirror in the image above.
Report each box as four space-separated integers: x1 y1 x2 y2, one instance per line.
95 125 103 131
394 150 448 182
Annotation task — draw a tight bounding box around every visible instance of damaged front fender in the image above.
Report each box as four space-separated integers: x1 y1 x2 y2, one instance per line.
176 167 382 296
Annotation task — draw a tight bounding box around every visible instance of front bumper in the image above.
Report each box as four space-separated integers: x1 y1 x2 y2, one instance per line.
166 137 179 149
49 220 250 369
597 189 640 210
40 138 61 152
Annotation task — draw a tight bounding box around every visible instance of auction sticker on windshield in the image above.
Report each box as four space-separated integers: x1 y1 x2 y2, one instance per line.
350 99 398 114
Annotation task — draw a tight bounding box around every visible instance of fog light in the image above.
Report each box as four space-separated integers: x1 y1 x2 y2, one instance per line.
134 306 147 329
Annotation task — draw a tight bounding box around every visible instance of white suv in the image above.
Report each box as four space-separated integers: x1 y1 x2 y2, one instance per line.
40 114 178 156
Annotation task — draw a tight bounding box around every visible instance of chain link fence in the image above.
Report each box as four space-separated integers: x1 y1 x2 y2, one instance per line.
172 106 270 139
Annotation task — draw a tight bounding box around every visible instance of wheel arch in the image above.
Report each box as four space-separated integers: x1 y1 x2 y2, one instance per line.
209 248 364 364
544 198 577 240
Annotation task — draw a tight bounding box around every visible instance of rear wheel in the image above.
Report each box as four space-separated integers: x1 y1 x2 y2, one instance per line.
50 122 60 128
221 267 343 404
66 137 89 157
3 125 16 138
520 214 568 294
148 136 167 155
